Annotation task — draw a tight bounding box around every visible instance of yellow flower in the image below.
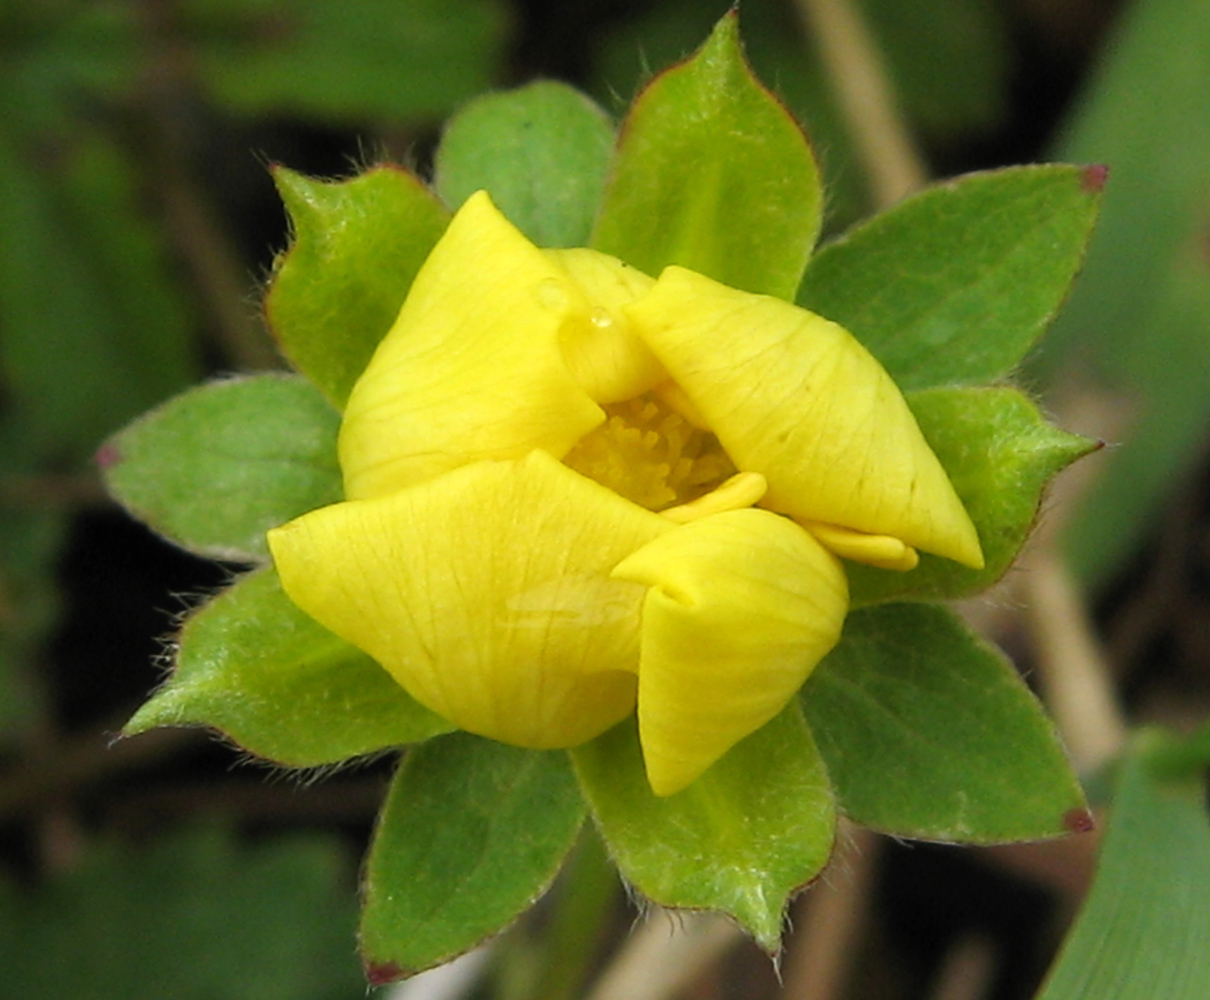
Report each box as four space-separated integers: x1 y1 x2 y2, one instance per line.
266 191 983 796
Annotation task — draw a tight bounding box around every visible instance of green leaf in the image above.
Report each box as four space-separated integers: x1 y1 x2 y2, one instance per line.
571 703 835 951
434 81 616 248
125 567 452 767
1039 0 1210 586
184 0 506 122
802 603 1086 843
360 736 585 982
0 825 364 1000
847 386 1095 605
266 165 449 407
592 10 822 299
799 164 1103 391
102 375 342 563
1037 729 1210 1000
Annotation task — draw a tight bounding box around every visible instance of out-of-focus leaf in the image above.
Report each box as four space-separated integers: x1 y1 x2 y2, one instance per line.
0 493 62 740
847 386 1096 605
266 166 448 407
434 81 615 247
0 2 139 129
1036 728 1210 1000
103 375 342 563
0 825 364 1000
360 736 584 983
859 0 1008 134
125 567 452 766
799 165 1102 391
572 703 835 952
184 0 507 122
802 603 1087 843
592 10 823 301
0 126 196 461
1040 0 1210 585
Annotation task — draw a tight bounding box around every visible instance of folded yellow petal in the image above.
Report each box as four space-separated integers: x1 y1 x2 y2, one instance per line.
340 191 604 500
660 471 767 524
611 508 848 796
802 522 919 572
546 248 667 404
268 451 673 748
626 267 984 570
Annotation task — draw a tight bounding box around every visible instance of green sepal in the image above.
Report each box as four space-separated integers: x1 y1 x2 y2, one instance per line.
434 81 615 247
848 386 1097 605
1037 728 1210 1000
124 567 452 767
265 165 449 407
592 10 822 300
360 736 585 983
799 164 1103 390
571 702 835 952
101 374 342 563
802 602 1087 844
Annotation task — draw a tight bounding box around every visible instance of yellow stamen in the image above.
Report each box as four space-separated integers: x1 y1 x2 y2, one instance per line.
563 393 736 510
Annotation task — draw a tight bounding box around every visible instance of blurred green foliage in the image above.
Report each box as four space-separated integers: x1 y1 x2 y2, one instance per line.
0 0 506 731
1037 727 1210 1000
0 1 504 993
0 825 365 1000
1040 0 1210 587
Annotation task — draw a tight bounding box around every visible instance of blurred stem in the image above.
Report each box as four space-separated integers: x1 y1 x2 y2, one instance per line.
793 0 927 208
1024 551 1128 774
782 823 878 1000
582 910 740 1000
528 826 620 1000
134 0 279 372
157 166 281 371
0 713 197 821
925 934 997 1000
0 472 107 509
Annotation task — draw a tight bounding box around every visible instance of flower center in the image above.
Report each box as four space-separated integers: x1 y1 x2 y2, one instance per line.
563 392 736 511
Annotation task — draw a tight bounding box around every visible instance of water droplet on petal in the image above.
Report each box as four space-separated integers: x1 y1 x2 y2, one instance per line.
590 307 614 329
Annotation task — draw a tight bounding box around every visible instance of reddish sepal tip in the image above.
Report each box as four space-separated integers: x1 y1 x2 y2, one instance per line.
1063 807 1096 834
1081 164 1109 193
365 961 407 987
94 443 121 470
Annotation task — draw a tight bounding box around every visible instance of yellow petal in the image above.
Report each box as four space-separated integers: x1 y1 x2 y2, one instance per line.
340 191 604 500
268 451 672 748
546 248 667 403
626 267 984 569
611 508 848 796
